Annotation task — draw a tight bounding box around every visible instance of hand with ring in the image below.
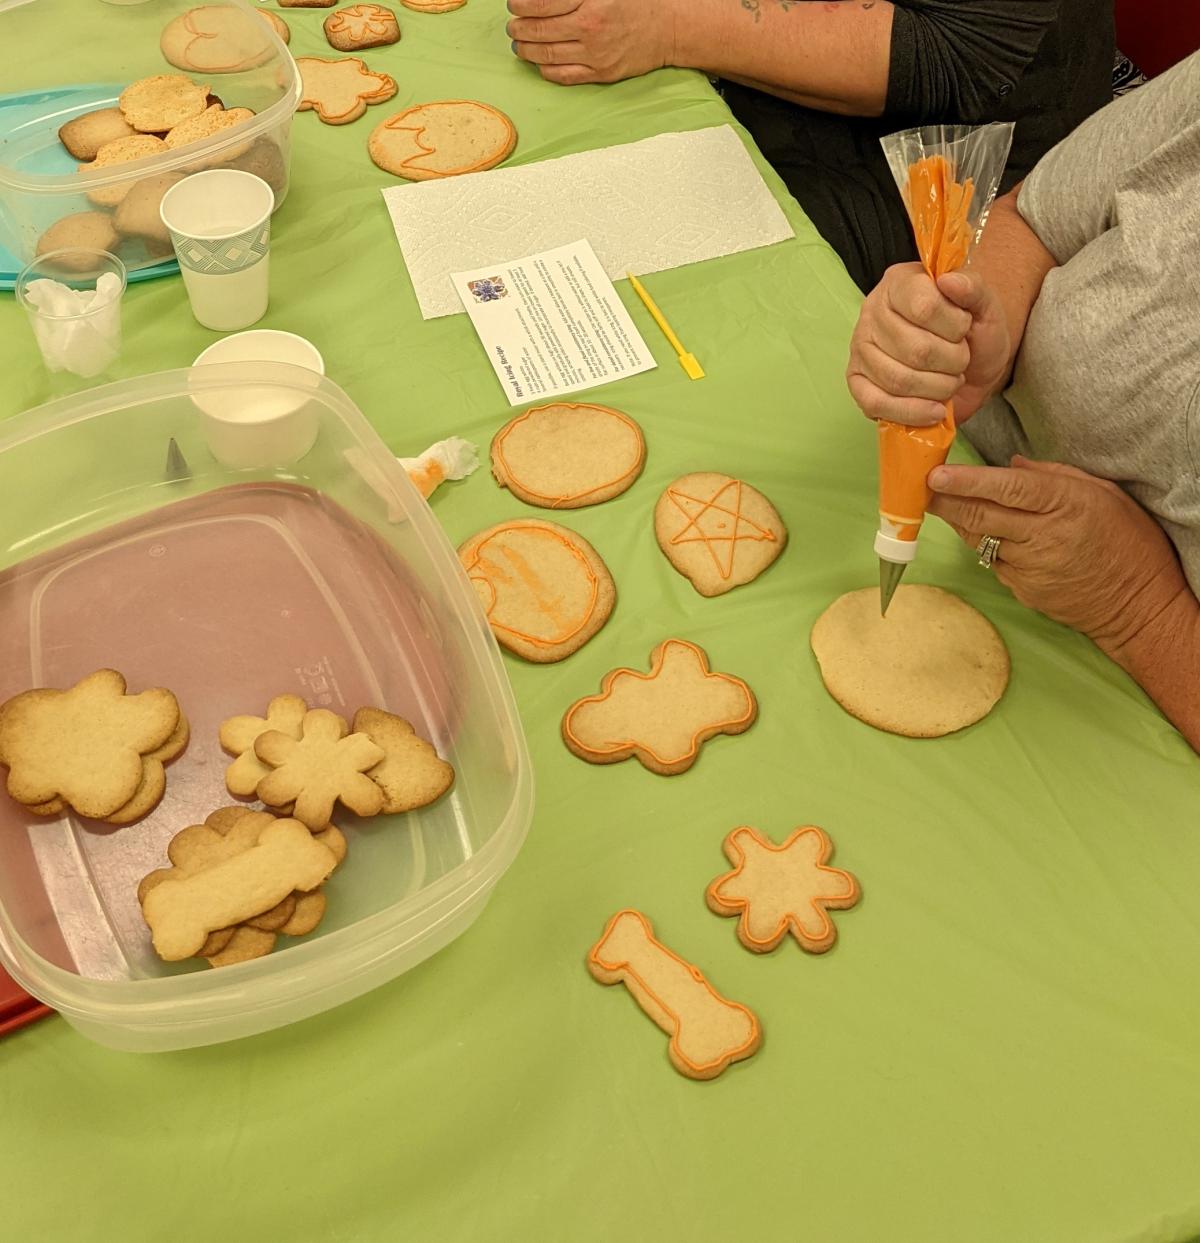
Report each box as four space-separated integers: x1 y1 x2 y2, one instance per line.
928 456 1189 653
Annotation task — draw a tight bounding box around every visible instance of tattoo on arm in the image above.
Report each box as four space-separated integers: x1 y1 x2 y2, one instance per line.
743 0 876 19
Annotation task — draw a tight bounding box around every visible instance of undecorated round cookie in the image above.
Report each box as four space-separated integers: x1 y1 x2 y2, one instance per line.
491 403 645 509
655 472 786 597
810 584 1010 738
37 212 120 263
59 107 136 161
368 100 516 180
459 518 614 663
118 75 211 134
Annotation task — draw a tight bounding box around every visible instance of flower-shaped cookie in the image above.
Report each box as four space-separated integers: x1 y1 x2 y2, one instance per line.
706 826 860 953
219 693 308 798
255 708 385 828
562 639 757 775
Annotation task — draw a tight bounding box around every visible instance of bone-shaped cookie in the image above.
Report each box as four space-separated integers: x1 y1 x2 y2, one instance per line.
587 910 761 1080
142 818 338 960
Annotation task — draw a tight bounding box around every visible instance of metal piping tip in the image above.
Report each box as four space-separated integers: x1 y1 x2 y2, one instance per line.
165 437 191 483
879 558 907 616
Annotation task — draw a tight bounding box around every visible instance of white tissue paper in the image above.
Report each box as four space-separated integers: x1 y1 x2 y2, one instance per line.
398 436 480 498
23 273 122 377
381 125 796 320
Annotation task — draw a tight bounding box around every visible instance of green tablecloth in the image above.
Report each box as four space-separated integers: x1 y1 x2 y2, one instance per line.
4 5 1200 1241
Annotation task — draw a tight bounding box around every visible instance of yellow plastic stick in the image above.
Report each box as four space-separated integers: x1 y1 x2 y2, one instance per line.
626 272 705 380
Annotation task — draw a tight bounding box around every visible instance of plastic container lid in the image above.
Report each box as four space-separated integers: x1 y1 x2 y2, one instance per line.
0 364 533 1051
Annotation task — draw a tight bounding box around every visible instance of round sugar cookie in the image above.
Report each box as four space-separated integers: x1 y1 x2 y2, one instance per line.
491 403 646 509
810 584 1009 738
368 100 516 180
655 472 787 597
118 75 211 134
160 7 274 74
400 0 466 11
459 519 614 663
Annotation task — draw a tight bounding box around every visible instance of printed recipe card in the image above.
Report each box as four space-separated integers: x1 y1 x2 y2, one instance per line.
453 240 656 405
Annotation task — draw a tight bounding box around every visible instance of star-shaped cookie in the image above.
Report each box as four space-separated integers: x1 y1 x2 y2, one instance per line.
562 639 756 775
706 826 860 953
655 473 786 597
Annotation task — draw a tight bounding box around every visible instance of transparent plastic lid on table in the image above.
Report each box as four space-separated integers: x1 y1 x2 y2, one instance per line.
0 0 300 285
0 363 533 1052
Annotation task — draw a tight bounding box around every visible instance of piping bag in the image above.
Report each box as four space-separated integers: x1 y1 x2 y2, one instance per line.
875 122 1014 614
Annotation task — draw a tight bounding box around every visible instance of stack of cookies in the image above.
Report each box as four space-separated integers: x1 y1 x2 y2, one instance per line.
0 669 185 824
0 673 457 972
44 72 266 265
138 807 348 967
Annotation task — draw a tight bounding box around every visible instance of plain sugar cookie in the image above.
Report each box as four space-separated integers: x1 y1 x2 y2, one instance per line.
810 584 1009 738
368 100 516 179
459 518 615 663
491 403 645 509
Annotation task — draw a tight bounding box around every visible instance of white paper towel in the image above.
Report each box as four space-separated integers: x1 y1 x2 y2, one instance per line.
381 125 796 320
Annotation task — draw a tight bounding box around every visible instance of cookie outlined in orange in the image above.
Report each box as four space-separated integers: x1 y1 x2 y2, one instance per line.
655 473 786 596
160 7 274 74
491 402 646 509
459 519 614 663
706 826 861 953
368 100 516 179
323 3 400 50
296 56 397 125
587 910 761 1080
562 639 756 775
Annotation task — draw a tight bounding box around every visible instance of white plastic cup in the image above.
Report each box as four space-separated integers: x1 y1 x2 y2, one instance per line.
16 249 127 379
191 330 324 470
160 170 274 332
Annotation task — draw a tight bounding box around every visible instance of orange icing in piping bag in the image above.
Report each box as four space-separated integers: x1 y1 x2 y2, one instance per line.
878 154 975 555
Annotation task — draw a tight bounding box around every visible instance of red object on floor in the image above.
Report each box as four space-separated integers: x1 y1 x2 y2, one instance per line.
0 962 52 1036
1115 0 1200 77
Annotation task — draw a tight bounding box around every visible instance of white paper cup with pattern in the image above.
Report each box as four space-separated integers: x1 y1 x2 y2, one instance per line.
160 170 274 332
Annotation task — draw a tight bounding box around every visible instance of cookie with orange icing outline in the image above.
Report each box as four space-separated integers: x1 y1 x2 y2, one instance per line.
491 403 646 510
296 56 397 126
400 0 465 10
706 826 860 953
323 3 400 50
368 100 516 180
655 472 786 597
160 6 274 74
459 519 615 663
587 909 761 1080
562 639 756 774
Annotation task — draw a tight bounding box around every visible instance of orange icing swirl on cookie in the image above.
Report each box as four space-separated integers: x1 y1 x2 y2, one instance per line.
463 524 599 648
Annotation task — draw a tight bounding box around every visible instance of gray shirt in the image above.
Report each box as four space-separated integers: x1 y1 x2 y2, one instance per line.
963 52 1200 595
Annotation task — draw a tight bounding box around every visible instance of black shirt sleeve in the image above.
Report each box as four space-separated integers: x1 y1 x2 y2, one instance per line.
886 0 1062 123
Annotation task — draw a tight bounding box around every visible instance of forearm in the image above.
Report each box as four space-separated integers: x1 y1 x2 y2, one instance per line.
1099 585 1200 754
674 0 893 116
965 186 1055 397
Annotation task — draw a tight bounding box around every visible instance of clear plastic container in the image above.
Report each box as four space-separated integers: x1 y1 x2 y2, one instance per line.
0 0 299 279
0 365 534 1051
